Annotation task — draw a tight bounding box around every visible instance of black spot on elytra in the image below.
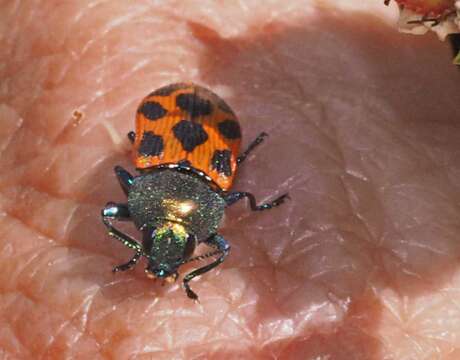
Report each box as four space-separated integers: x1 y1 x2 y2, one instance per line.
176 93 213 118
139 132 164 157
218 119 241 140
173 120 208 152
178 159 191 167
138 101 167 121
211 149 232 176
149 83 190 97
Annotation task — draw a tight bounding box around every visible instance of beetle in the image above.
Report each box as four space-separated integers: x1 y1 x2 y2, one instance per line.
101 83 288 300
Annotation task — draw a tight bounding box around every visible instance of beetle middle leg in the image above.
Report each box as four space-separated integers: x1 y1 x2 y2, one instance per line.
224 191 288 211
101 202 143 272
183 234 230 301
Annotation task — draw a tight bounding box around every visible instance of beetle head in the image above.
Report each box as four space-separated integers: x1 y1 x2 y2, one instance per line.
143 224 196 282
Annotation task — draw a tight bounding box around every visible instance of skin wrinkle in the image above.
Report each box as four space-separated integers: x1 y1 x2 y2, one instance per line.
15 247 64 291
71 284 100 337
0 322 33 359
39 306 88 359
328 102 385 245
391 183 460 223
2 187 75 240
2 225 142 357
0 295 36 358
25 153 104 199
52 278 150 357
2 291 103 359
31 189 80 235
382 193 458 253
373 122 435 172
0 215 56 266
18 249 92 302
0 106 24 156
71 2 130 56
0 136 53 181
72 0 107 24
6 204 121 267
86 278 137 327
267 46 354 170
337 174 382 259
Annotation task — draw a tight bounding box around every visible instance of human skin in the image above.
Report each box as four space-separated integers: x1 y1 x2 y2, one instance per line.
1 1 460 359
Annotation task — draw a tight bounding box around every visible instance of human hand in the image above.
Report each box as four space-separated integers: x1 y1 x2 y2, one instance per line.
1 1 459 358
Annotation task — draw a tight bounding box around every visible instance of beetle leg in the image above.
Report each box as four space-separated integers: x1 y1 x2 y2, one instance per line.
127 131 135 143
102 202 131 220
183 234 230 301
236 132 268 165
101 202 143 272
224 191 289 211
112 252 142 273
114 166 134 196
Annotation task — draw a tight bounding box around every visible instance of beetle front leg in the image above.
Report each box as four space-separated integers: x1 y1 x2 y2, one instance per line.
224 191 289 211
101 202 143 272
183 234 230 301
112 252 142 273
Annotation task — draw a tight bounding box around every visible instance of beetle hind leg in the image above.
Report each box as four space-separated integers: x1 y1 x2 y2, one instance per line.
183 235 230 301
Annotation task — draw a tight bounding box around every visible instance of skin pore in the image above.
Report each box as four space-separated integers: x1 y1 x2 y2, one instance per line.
1 1 460 359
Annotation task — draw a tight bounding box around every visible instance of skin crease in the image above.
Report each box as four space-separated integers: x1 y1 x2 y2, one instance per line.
1 0 460 359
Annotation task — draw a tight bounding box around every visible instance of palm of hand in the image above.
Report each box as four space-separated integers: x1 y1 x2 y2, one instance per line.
1 2 460 359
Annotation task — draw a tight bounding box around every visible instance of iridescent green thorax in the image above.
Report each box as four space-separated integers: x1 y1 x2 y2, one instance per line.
127 169 226 241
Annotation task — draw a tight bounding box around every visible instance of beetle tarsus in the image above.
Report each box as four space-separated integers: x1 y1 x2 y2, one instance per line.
225 192 289 211
185 285 199 301
237 132 268 165
113 251 142 273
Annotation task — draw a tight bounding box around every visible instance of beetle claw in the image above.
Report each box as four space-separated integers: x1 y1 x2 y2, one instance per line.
185 287 199 302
